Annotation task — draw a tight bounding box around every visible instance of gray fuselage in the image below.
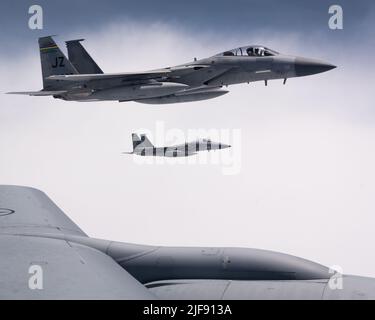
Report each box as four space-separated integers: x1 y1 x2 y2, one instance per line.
133 140 230 157
56 45 336 103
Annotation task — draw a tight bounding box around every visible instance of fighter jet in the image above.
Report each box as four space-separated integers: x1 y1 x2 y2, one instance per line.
124 133 231 157
7 36 336 104
0 185 374 300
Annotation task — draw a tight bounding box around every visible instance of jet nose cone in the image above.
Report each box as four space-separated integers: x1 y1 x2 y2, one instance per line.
295 57 336 77
222 144 231 149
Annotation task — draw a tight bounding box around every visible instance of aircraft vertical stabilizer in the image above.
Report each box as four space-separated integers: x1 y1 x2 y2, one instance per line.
139 134 154 148
39 36 78 89
65 39 103 74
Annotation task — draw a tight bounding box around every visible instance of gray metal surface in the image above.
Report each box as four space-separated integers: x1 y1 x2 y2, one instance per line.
0 185 86 236
146 279 327 300
0 185 154 300
0 185 373 300
115 246 331 283
0 235 155 299
146 277 375 300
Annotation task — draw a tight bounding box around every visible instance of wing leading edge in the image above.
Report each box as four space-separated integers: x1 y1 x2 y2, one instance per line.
6 90 68 96
0 185 86 236
0 185 154 299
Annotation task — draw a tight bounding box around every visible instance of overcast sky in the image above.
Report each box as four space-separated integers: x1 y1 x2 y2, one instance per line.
1 0 375 278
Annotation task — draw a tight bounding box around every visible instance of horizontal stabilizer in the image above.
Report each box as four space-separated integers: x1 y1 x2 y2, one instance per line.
6 90 67 96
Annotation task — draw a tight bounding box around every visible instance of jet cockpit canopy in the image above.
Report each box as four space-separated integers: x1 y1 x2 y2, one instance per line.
217 46 279 57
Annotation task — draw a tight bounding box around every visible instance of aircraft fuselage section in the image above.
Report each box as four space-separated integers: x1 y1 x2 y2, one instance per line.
133 141 230 157
183 55 297 87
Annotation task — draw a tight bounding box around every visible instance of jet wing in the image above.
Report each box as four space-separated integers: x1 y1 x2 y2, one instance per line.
0 185 86 237
6 90 67 96
46 65 210 83
47 70 170 82
0 185 155 299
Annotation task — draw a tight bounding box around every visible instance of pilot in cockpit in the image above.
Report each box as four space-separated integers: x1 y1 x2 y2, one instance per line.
220 46 278 57
246 47 255 56
247 47 265 56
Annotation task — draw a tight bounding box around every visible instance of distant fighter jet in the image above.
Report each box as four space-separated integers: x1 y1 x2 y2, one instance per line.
8 36 336 104
124 133 231 157
1 185 374 300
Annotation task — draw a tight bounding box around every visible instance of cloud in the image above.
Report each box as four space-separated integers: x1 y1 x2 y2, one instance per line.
1 20 375 278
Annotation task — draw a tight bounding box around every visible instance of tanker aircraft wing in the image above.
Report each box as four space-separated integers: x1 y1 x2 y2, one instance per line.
0 185 154 300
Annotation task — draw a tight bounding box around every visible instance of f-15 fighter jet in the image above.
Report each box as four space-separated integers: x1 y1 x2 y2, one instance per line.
8 36 336 104
0 185 374 300
124 133 231 157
